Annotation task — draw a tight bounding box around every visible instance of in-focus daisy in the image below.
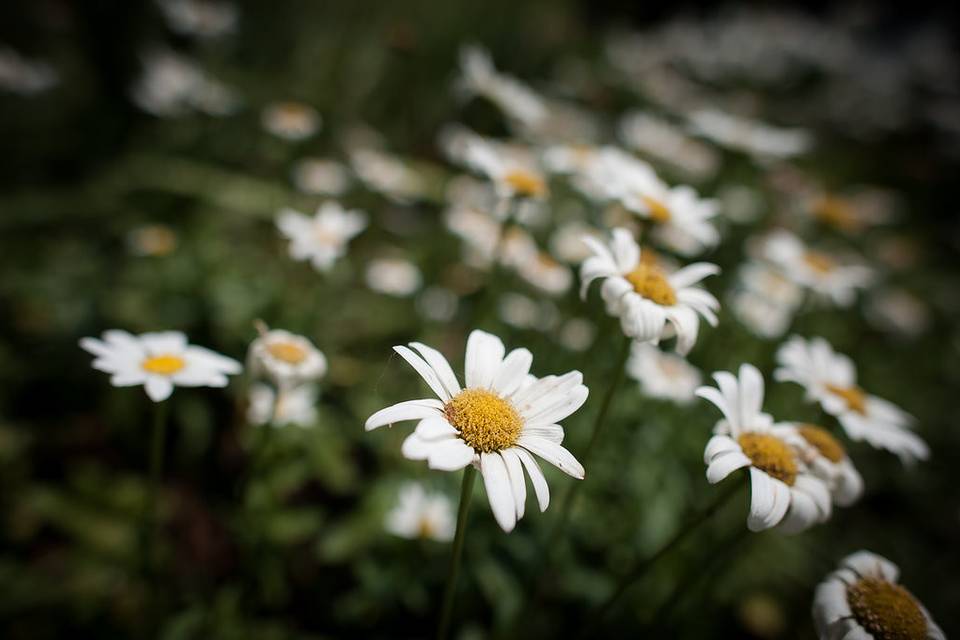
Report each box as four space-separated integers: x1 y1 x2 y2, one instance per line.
276 201 367 273
791 423 863 507
247 383 318 428
580 227 719 355
365 257 423 297
774 336 928 464
758 229 872 307
627 342 701 404
813 551 944 640
365 330 588 532
385 483 456 542
697 364 831 532
248 325 327 388
80 330 241 402
261 101 321 141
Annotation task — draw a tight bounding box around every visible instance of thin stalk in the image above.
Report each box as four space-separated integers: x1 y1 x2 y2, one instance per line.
142 400 168 575
437 465 477 640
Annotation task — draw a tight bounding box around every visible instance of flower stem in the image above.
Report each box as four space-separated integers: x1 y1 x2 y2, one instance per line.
142 400 168 576
437 465 477 640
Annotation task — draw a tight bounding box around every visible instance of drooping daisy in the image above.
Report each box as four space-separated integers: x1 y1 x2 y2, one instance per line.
385 483 456 542
276 201 367 273
580 227 719 355
758 229 872 307
813 551 944 640
261 101 321 141
790 423 863 507
247 383 318 428
248 326 327 388
627 342 701 404
80 330 242 402
365 257 423 297
774 336 928 464
697 364 831 533
365 330 588 532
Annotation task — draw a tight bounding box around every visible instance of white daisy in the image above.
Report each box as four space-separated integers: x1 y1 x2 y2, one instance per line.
291 158 350 196
365 330 588 533
790 423 863 507
80 330 241 402
627 342 701 404
774 336 928 464
729 261 803 339
276 201 367 273
697 364 831 533
248 326 327 388
813 551 944 640
580 227 720 355
247 383 318 428
132 48 237 117
349 147 428 203
261 101 321 141
457 45 547 129
516 252 573 296
385 483 456 542
462 135 548 202
687 108 813 160
619 111 719 180
157 0 238 38
365 257 423 297
758 229 872 307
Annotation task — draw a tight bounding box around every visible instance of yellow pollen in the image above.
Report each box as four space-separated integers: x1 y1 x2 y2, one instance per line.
267 341 308 365
797 424 846 463
847 577 927 640
504 170 547 198
625 263 677 306
444 388 523 453
640 195 671 223
804 251 836 274
814 196 860 232
738 433 798 486
141 354 186 376
826 384 867 415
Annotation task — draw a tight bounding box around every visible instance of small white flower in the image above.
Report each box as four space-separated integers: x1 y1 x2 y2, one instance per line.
261 101 321 141
291 158 350 196
349 147 428 203
813 551 944 640
457 45 548 129
385 483 456 542
789 423 863 507
580 227 720 355
774 336 928 464
627 343 701 404
248 327 327 388
462 135 548 202
80 330 241 402
729 261 803 339
516 252 573 296
687 108 813 160
619 111 719 180
276 202 367 273
697 364 832 533
365 257 423 297
157 0 238 38
866 288 930 339
132 48 237 117
366 330 588 533
0 47 58 95
247 383 318 428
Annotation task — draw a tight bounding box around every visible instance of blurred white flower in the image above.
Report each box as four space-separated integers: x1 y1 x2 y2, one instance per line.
580 227 719 355
775 335 928 464
549 221 601 264
292 158 350 196
366 330 588 532
416 287 459 322
0 47 57 95
349 147 428 203
619 111 719 180
790 423 863 507
557 318 595 352
697 364 831 533
498 293 558 331
366 257 422 297
80 330 241 402
866 288 931 339
247 383 318 428
729 261 803 339
457 44 547 129
385 483 455 542
627 342 701 404
248 326 327 388
463 134 548 202
126 224 178 257
132 48 238 117
157 0 238 38
261 101 321 141
276 202 367 273
687 108 812 160
516 253 572 296
813 551 944 640
717 184 764 224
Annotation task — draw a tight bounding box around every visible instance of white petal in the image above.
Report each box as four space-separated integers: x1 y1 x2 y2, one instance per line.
747 467 788 531
409 342 461 399
414 417 459 440
393 345 452 402
521 424 564 444
706 451 751 484
492 348 533 397
669 262 719 289
500 448 527 521
514 448 549 511
523 385 589 427
738 364 765 427
664 305 700 355
365 399 444 431
401 433 433 460
140 331 188 355
427 439 476 471
481 452 516 532
696 387 738 432
465 330 506 390
144 376 174 402
517 435 585 479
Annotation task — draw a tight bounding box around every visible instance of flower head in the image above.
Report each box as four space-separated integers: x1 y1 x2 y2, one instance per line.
791 423 863 507
627 342 701 404
365 330 588 532
248 326 327 388
261 101 321 141
385 483 456 542
276 201 367 273
247 383 318 428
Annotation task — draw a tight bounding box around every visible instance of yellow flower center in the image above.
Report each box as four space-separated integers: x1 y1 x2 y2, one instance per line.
417 518 436 539
625 263 677 306
797 424 846 463
267 341 308 365
738 433 798 486
640 195 672 223
826 384 867 415
847 577 927 640
504 169 547 198
813 196 859 232
141 354 186 376
803 251 836 274
444 388 523 453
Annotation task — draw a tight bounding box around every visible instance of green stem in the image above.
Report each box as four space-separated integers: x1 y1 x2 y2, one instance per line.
586 479 742 629
437 465 477 640
142 400 168 576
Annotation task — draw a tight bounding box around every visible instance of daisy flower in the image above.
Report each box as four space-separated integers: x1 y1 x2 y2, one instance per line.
580 227 719 355
516 252 573 296
132 48 237 117
813 551 944 640
349 147 429 203
457 45 547 129
729 261 803 339
462 135 548 202
619 111 719 180
291 158 350 196
261 101 321 141
385 483 456 542
774 336 928 464
365 330 588 532
248 326 327 388
790 423 863 507
365 257 423 297
276 201 367 273
759 229 872 307
697 364 831 533
80 330 241 402
687 108 813 160
627 342 701 404
247 383 318 428
157 0 238 39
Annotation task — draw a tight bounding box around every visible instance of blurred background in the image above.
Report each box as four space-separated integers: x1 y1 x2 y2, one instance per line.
1 1 959 638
